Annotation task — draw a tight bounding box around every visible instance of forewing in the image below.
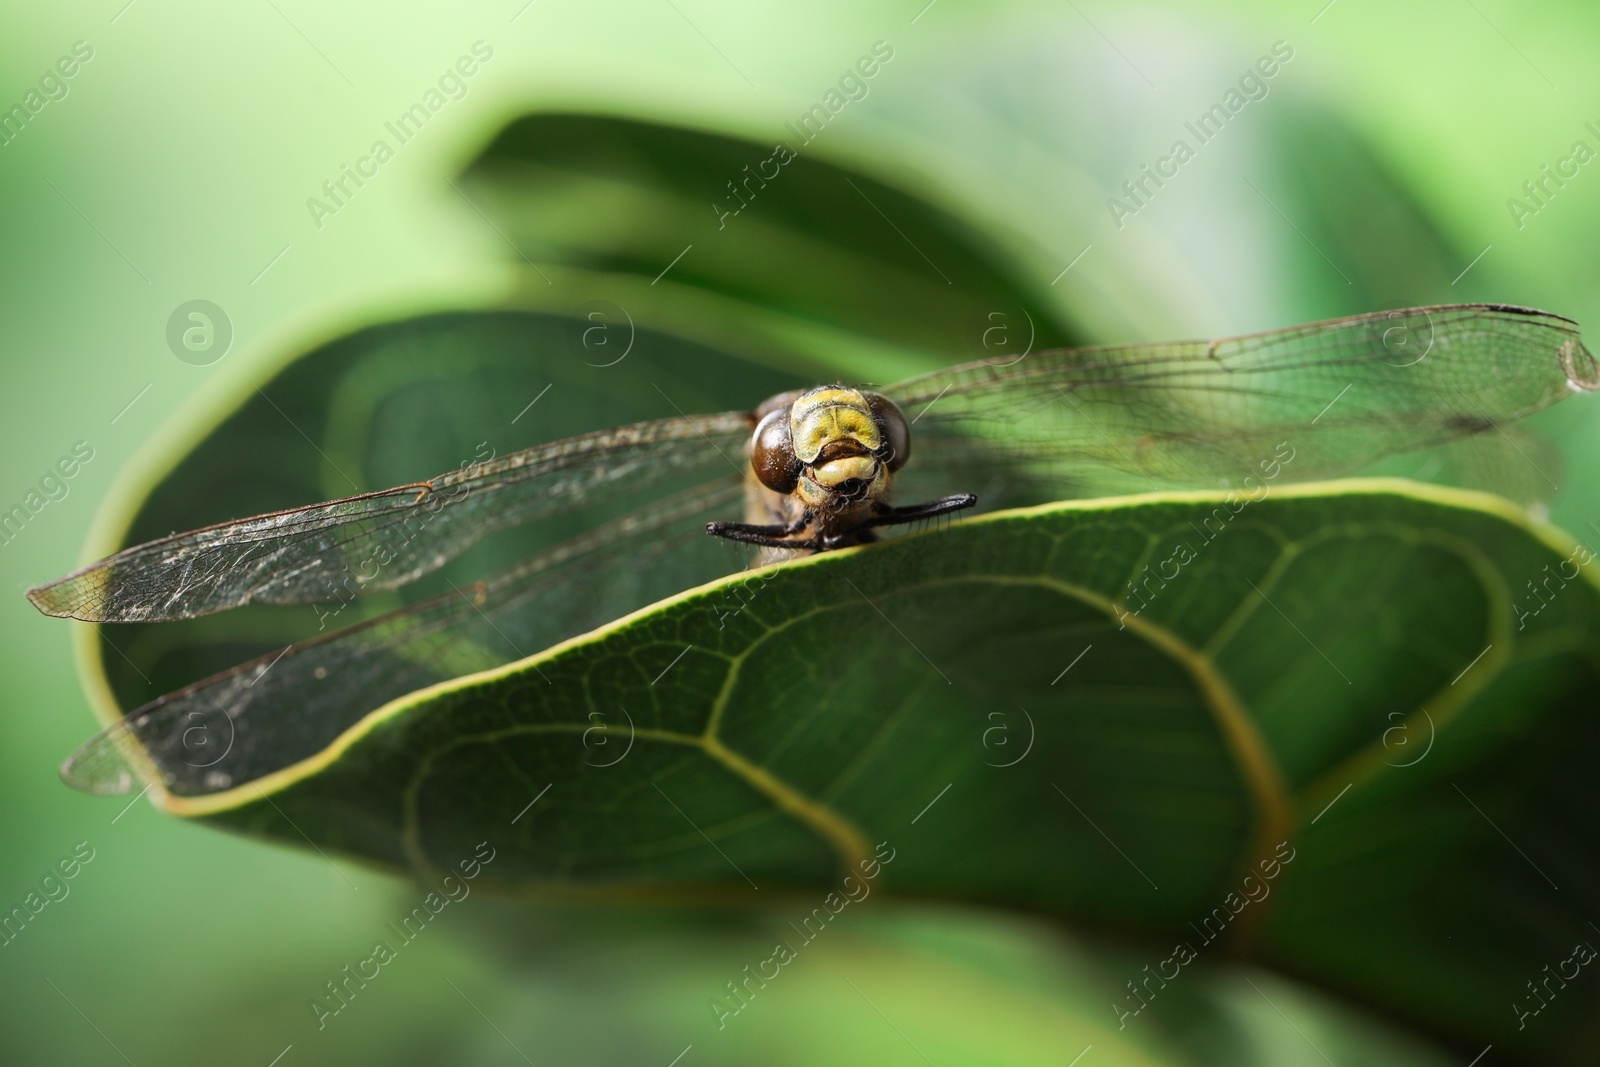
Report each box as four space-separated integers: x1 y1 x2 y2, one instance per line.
62 481 748 797
29 412 751 623
887 305 1597 503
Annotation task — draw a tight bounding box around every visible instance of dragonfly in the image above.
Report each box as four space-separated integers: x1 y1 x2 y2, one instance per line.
27 304 1597 799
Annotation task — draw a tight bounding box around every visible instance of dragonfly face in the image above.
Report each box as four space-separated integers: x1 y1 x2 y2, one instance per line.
707 386 975 554
769 386 904 506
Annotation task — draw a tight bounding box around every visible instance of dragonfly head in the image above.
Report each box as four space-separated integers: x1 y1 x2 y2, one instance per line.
751 386 910 512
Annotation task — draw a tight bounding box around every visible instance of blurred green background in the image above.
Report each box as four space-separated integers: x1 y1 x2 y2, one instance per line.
4 1 1599 1064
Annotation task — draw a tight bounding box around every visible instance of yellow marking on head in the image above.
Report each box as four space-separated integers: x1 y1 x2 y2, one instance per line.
812 455 878 488
789 387 882 463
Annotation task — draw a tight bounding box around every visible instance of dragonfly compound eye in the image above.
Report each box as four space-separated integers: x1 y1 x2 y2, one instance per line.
863 392 910 471
751 408 803 493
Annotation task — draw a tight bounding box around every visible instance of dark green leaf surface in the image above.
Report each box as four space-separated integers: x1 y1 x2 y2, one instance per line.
459 114 1077 363
172 480 1600 1062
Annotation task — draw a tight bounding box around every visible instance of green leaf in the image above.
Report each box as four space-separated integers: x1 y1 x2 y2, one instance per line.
458 113 1077 366
154 478 1595 1062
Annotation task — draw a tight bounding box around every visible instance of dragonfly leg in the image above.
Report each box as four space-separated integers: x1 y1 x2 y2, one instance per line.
707 527 820 550
706 512 813 548
707 496 975 552
862 493 978 529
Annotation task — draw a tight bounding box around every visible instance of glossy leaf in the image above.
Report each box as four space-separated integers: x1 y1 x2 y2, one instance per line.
159 479 1600 1063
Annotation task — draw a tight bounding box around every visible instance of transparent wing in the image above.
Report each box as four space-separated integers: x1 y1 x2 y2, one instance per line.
885 305 1597 503
62 481 749 797
29 412 751 624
